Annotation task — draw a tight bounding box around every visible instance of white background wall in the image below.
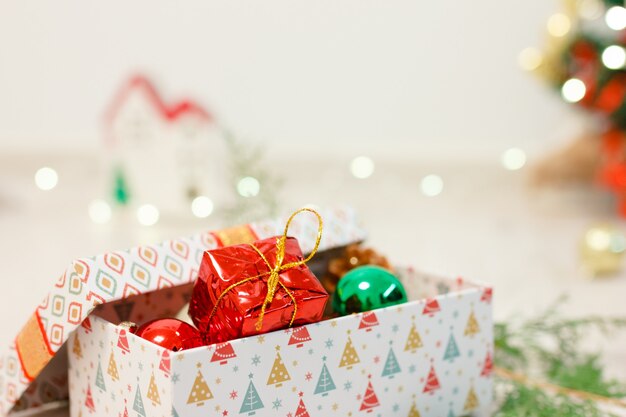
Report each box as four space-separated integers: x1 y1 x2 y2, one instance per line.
0 0 587 160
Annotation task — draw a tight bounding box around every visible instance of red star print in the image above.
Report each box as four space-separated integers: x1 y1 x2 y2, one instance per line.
298 391 304 397
305 372 313 381
373 356 380 364
127 385 131 392
229 390 238 399
357 394 362 401
222 410 229 416
436 341 442 348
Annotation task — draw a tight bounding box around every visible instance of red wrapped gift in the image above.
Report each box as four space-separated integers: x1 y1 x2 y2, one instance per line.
189 209 329 343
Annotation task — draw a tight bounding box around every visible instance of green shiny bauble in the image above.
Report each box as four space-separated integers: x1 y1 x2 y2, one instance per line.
332 265 407 315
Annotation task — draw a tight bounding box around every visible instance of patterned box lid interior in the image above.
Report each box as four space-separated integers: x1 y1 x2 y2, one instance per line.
0 206 366 415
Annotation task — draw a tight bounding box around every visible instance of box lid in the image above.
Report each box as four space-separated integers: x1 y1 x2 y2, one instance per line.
0 206 366 415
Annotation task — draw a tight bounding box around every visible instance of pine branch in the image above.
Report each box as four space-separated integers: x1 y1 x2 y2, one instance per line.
494 297 626 415
219 129 283 223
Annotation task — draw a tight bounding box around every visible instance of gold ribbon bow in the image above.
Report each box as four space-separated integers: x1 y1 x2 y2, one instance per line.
208 208 323 332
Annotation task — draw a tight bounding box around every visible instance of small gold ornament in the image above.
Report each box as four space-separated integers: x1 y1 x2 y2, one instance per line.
580 224 626 276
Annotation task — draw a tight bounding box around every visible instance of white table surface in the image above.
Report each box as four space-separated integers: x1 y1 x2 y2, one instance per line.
2 152 626 416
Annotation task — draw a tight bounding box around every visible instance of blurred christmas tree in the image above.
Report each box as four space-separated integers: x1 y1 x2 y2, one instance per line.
528 0 626 214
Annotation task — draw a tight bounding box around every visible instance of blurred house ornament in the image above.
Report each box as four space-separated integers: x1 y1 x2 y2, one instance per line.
102 75 280 223
525 0 626 215
579 223 626 276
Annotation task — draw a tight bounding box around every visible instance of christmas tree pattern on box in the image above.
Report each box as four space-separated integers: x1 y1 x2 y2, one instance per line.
68 268 493 417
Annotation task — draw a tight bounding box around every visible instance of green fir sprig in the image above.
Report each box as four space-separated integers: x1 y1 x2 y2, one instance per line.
495 383 611 417
221 130 283 223
494 296 626 415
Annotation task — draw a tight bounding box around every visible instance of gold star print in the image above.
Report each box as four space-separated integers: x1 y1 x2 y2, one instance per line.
398 385 404 393
361 369 366 375
332 403 338 411
216 377 222 385
257 335 265 344
362 344 366 350
196 362 202 369
105 406 109 413
140 345 146 352
276 345 281 351
457 369 463 376
177 354 185 361
292 387 297 393
292 361 298 367
331 321 338 327
215 405 221 412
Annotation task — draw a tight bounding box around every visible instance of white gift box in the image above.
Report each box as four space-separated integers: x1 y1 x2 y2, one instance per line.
0 207 493 417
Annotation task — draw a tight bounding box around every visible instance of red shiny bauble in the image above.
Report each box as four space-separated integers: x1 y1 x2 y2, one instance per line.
135 318 204 351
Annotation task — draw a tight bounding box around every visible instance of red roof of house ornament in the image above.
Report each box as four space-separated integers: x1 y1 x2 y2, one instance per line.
103 75 214 143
